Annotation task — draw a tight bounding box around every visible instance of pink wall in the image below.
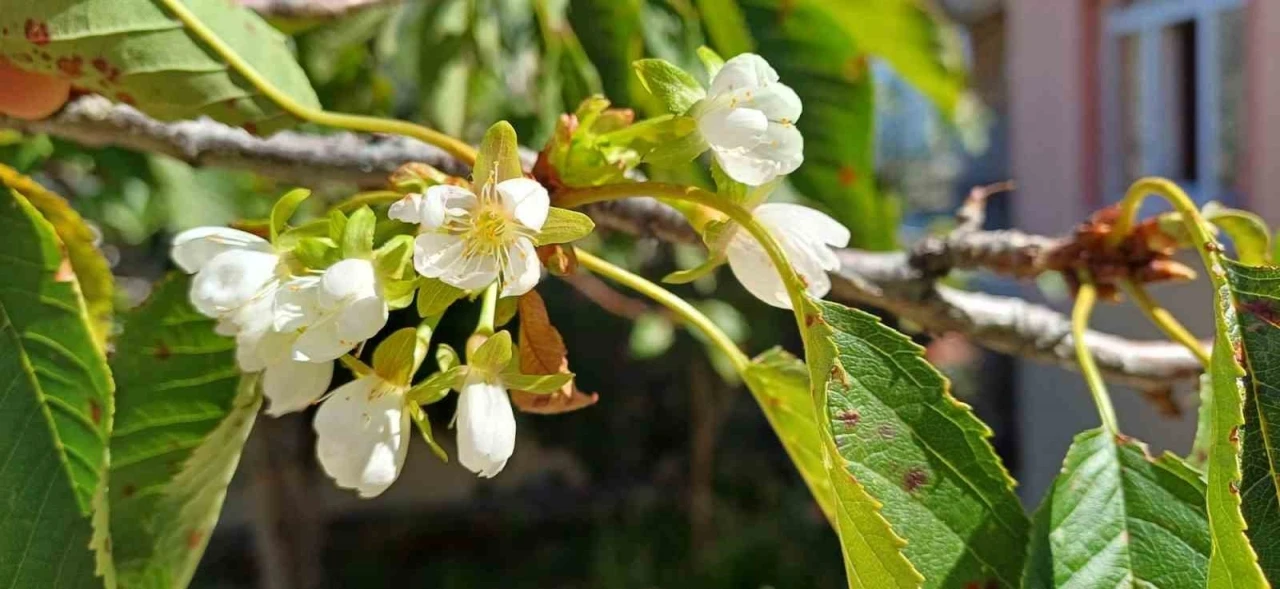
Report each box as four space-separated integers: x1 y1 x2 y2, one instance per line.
1247 0 1280 222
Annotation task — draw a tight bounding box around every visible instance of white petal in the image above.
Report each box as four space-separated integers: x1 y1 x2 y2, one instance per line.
314 377 409 498
455 377 515 478
263 359 333 416
709 53 778 96
171 227 270 274
237 324 297 372
273 276 322 332
291 315 351 362
754 203 850 249
423 184 479 229
725 233 792 309
412 232 466 279
319 259 380 308
496 178 550 231
189 250 280 318
388 193 425 224
337 295 389 346
747 84 802 123
500 238 541 297
712 122 804 186
441 252 499 291
698 105 768 151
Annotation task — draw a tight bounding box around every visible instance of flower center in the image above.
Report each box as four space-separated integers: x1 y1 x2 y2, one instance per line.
462 201 515 256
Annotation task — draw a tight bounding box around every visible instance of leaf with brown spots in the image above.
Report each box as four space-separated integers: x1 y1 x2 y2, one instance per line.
510 290 597 414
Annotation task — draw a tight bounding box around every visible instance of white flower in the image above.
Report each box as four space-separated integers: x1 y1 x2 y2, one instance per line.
233 297 334 416
694 53 803 186
390 179 547 297
725 203 850 309
313 373 409 498
455 371 516 478
274 258 389 363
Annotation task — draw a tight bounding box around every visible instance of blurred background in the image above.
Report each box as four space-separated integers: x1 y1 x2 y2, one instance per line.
4 0 1277 586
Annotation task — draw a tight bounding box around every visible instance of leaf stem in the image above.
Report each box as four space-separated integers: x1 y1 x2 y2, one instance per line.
1108 177 1220 279
158 0 478 166
574 248 750 373
474 283 499 337
1120 280 1211 366
1072 272 1120 433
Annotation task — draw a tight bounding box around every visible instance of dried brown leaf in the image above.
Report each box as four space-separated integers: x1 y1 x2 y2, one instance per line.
511 290 598 414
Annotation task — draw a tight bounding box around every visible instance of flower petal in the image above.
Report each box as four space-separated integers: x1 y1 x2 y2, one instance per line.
754 203 850 249
456 376 515 478
273 276 322 332
500 238 541 297
319 258 380 308
263 359 334 416
171 227 271 274
441 252 499 291
709 53 778 95
725 233 792 309
314 377 409 498
235 323 294 372
698 105 768 151
189 250 280 318
388 193 425 224
337 295 389 346
747 84 802 123
497 178 550 231
412 232 466 279
291 315 351 362
712 122 804 186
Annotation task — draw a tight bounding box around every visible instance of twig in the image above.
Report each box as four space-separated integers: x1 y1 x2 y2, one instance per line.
2 96 1205 388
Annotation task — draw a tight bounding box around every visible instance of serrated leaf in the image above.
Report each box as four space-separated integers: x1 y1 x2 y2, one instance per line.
534 207 595 246
1023 428 1210 588
0 164 114 349
0 0 320 133
740 0 898 250
632 58 705 115
107 274 260 587
802 297 1028 587
474 121 523 188
1221 259 1280 584
0 189 114 588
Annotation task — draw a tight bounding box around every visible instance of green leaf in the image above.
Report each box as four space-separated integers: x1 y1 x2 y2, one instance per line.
1222 259 1280 583
407 366 465 405
292 236 340 270
269 188 311 243
802 297 1029 587
1203 258 1269 585
0 0 320 134
0 189 114 588
501 373 574 394
108 274 261 587
374 234 416 281
471 330 514 373
741 0 898 250
568 0 659 115
0 165 114 350
1023 428 1210 588
341 206 376 259
417 278 465 318
696 46 726 78
632 58 706 115
1207 203 1272 266
534 208 596 246
474 121 524 189
662 253 724 285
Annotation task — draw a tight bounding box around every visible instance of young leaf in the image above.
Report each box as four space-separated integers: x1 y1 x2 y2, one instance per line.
1206 203 1271 265
511 290 598 414
417 278 465 318
474 121 523 189
341 206 376 259
269 188 312 243
1223 259 1280 583
534 208 596 246
0 189 114 588
1023 429 1210 588
108 274 261 587
0 164 114 349
0 0 320 133
632 58 706 115
801 297 1029 587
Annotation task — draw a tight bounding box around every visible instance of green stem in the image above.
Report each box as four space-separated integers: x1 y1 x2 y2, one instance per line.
575 248 751 373
1072 273 1120 433
474 283 499 337
1108 177 1220 279
159 0 478 166
1120 280 1211 366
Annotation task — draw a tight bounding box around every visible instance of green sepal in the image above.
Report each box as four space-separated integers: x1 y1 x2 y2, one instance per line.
696 46 725 78
500 372 575 394
417 278 466 318
327 209 348 242
409 403 449 463
475 121 524 189
372 327 430 386
494 297 519 328
662 253 725 284
341 206 377 259
436 343 460 372
470 331 514 373
269 188 312 243
632 58 707 115
383 279 417 311
407 365 467 405
601 115 703 166
535 208 596 246
292 236 341 270
374 234 416 281
275 218 330 251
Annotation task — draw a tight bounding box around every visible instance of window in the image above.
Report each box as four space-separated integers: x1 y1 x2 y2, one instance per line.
1100 0 1246 204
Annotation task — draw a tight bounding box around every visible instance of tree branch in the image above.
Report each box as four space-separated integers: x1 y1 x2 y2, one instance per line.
2 96 1203 389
